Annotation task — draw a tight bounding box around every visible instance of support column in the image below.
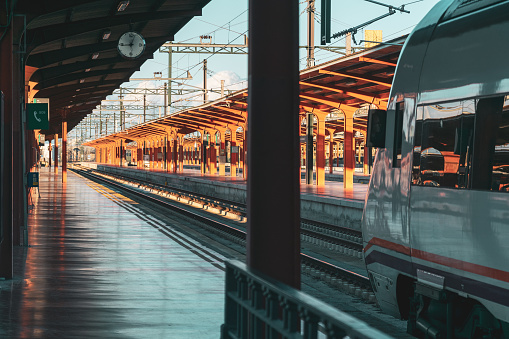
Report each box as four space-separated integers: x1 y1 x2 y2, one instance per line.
305 113 313 184
218 129 226 176
242 129 247 179
363 137 369 174
178 137 184 173
12 16 25 249
230 129 237 177
328 129 335 174
315 114 326 186
343 111 355 190
166 135 171 172
209 131 217 175
201 132 207 174
62 120 67 183
206 133 211 174
0 23 14 278
247 0 300 288
54 134 59 173
173 138 178 173
48 142 52 167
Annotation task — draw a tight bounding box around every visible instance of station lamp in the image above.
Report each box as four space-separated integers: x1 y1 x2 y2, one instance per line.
92 52 100 59
102 30 111 40
117 1 129 12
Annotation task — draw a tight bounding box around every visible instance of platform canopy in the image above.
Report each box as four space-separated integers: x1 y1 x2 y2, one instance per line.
19 0 211 136
84 35 404 147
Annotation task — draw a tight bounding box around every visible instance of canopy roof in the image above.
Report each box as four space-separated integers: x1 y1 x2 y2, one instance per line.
19 0 211 135
84 36 406 147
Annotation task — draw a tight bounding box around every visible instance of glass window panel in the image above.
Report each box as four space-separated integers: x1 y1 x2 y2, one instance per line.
490 96 509 192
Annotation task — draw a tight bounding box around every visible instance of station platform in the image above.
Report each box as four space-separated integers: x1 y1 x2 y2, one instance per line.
0 167 226 338
79 163 367 231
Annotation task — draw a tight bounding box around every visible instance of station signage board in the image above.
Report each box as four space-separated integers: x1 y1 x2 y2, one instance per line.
28 172 39 188
27 103 49 130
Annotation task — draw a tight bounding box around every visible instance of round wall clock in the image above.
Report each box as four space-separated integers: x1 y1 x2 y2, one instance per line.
118 31 146 59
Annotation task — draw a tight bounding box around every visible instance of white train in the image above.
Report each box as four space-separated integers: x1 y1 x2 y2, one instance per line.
362 0 509 337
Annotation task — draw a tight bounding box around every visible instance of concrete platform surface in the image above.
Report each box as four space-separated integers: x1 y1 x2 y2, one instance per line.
0 167 225 338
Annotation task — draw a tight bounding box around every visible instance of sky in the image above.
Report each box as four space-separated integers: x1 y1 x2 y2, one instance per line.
78 0 441 136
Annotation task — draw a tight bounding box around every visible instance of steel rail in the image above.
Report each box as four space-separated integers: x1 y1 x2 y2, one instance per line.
71 166 371 291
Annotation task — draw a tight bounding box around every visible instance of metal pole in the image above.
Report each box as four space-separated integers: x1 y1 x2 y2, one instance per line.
247 0 300 288
203 59 208 103
143 95 146 123
307 0 315 68
164 82 167 116
168 48 172 112
120 88 124 130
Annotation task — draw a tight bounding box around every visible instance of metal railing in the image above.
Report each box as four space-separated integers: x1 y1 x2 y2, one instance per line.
221 260 393 339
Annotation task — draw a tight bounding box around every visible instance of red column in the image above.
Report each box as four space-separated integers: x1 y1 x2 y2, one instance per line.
173 139 178 173
230 131 237 177
62 120 67 183
179 140 183 172
344 112 355 190
54 134 59 173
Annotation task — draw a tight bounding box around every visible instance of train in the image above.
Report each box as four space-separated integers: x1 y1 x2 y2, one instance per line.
362 0 509 337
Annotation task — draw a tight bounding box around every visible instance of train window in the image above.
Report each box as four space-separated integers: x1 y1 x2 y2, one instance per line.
413 100 475 188
472 96 507 191
393 102 405 168
413 96 509 193
491 98 509 192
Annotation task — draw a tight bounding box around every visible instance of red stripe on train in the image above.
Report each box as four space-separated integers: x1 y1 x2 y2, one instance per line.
365 237 509 283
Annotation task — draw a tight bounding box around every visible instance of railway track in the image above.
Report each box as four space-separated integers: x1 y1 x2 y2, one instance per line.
75 165 364 255
70 165 374 302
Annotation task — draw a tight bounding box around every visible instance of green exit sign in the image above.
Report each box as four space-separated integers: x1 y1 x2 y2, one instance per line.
27 103 49 130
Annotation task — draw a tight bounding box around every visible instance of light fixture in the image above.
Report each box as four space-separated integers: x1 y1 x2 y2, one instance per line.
102 30 111 40
117 1 129 12
92 52 99 59
85 68 91 72
80 79 85 83
76 89 81 92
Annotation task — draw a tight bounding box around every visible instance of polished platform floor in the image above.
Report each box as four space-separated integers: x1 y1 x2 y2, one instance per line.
0 167 226 338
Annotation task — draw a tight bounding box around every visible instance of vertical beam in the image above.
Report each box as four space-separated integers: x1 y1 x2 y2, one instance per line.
203 59 208 103
12 15 25 248
230 129 237 177
168 48 172 112
62 120 67 183
173 138 178 173
328 130 335 174
363 137 369 174
247 0 300 288
305 113 313 184
179 137 183 172
306 0 315 68
163 82 167 116
48 142 52 167
344 112 354 189
210 132 216 175
218 129 226 176
0 22 14 278
316 116 326 186
201 132 207 174
54 133 59 173
242 129 247 179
